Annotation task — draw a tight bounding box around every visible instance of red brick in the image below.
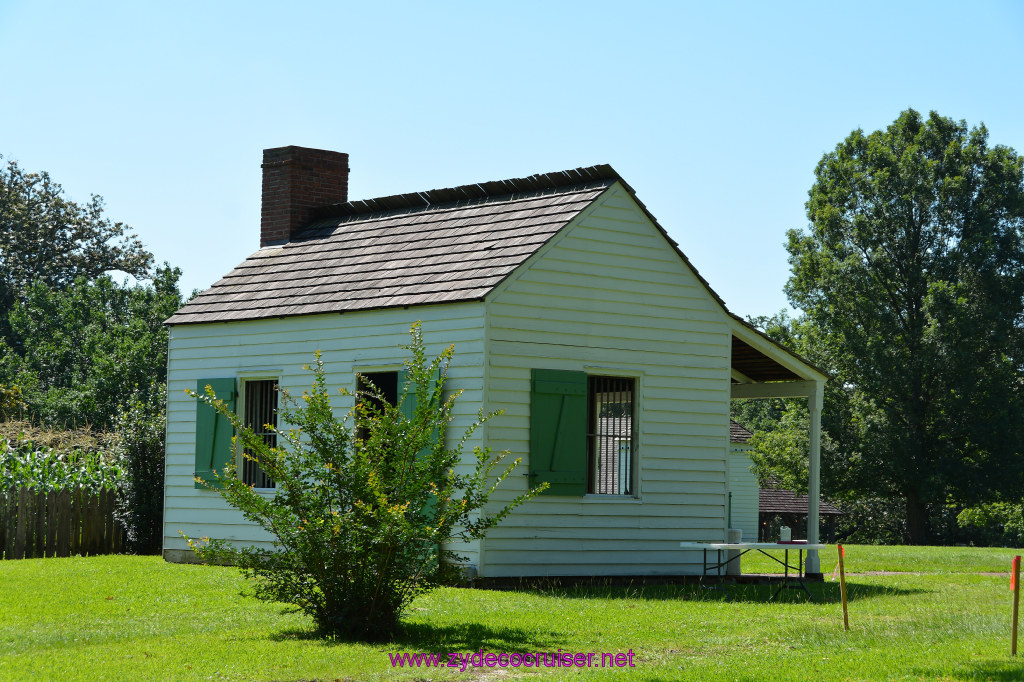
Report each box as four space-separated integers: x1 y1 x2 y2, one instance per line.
260 146 349 247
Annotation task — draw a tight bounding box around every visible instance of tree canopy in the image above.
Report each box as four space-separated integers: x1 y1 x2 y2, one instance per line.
0 157 182 430
784 108 1024 543
0 158 152 337
0 266 184 429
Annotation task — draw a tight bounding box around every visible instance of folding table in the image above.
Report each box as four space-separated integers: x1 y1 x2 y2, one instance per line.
679 541 833 600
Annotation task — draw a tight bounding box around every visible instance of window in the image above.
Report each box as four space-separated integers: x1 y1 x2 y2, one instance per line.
355 371 399 440
529 369 637 496
241 379 277 488
192 376 278 490
357 371 399 409
587 376 635 495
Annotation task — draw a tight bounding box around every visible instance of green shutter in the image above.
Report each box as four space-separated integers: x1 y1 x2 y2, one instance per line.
398 367 443 519
194 378 236 489
398 369 416 421
398 366 442 428
530 369 587 496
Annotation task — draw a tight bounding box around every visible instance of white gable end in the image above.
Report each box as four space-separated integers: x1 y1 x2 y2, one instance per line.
478 182 734 577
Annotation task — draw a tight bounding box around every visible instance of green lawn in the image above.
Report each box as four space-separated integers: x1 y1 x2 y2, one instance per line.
1 547 1023 680
741 543 1024 575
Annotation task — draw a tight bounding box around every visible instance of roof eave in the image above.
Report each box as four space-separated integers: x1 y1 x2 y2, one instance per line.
164 295 490 326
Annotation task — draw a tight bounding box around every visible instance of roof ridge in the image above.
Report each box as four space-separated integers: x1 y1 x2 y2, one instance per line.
298 186 602 237
309 164 619 223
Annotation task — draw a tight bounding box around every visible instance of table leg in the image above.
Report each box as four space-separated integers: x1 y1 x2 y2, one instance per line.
797 550 814 600
700 548 727 596
770 552 787 601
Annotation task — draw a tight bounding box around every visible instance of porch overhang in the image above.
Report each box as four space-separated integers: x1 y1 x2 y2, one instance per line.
728 318 827 575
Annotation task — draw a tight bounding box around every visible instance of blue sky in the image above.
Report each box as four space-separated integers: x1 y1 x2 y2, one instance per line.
2 1 1022 320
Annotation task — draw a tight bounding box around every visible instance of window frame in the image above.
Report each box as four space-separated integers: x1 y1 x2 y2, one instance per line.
528 367 642 500
354 368 402 440
586 374 637 496
237 375 279 490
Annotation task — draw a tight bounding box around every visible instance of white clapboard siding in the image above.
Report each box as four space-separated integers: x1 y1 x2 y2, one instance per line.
479 182 733 577
163 302 486 566
727 445 760 542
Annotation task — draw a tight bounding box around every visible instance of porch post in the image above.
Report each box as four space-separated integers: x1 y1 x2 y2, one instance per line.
805 380 824 575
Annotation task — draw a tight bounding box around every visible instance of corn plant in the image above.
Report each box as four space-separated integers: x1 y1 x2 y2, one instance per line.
0 437 123 493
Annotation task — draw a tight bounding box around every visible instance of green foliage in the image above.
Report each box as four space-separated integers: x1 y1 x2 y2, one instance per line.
113 385 166 554
0 265 184 429
0 157 152 338
831 496 908 545
0 383 25 419
957 502 1024 547
184 324 546 641
784 108 1024 543
745 407 810 492
0 156 180 554
0 435 123 493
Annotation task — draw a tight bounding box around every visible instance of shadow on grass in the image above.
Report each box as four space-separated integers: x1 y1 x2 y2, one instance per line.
396 621 562 652
503 580 923 604
693 580 924 604
925 661 1024 681
268 621 562 652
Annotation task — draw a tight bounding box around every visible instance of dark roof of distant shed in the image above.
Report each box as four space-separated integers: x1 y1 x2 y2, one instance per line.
730 420 753 444
759 484 844 516
166 167 620 324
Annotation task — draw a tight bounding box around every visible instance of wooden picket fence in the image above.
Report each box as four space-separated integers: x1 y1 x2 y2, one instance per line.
0 486 124 559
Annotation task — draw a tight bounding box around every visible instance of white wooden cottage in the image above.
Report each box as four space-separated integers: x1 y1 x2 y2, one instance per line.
727 421 759 543
163 146 828 577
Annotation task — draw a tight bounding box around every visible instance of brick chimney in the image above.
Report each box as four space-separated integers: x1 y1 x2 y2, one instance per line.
260 146 350 246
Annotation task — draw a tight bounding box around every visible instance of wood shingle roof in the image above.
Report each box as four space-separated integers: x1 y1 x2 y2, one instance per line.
729 420 754 444
759 485 844 516
164 155 824 387
166 168 616 324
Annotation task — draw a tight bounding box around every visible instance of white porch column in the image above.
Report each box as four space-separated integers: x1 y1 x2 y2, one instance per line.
805 380 824 575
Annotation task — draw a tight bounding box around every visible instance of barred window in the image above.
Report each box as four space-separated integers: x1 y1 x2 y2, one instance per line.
587 376 635 495
242 379 277 488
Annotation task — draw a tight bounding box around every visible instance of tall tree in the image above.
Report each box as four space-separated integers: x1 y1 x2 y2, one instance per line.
0 158 152 338
786 109 1024 543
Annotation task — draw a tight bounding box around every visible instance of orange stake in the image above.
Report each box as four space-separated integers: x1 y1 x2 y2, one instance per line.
838 544 849 631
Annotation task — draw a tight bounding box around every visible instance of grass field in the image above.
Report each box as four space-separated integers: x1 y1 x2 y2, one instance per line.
741 543 1023 575
2 546 1023 680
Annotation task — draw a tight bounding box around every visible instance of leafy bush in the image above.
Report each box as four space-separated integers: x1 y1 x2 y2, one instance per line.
0 436 123 493
957 503 1024 547
113 385 166 554
184 324 545 641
